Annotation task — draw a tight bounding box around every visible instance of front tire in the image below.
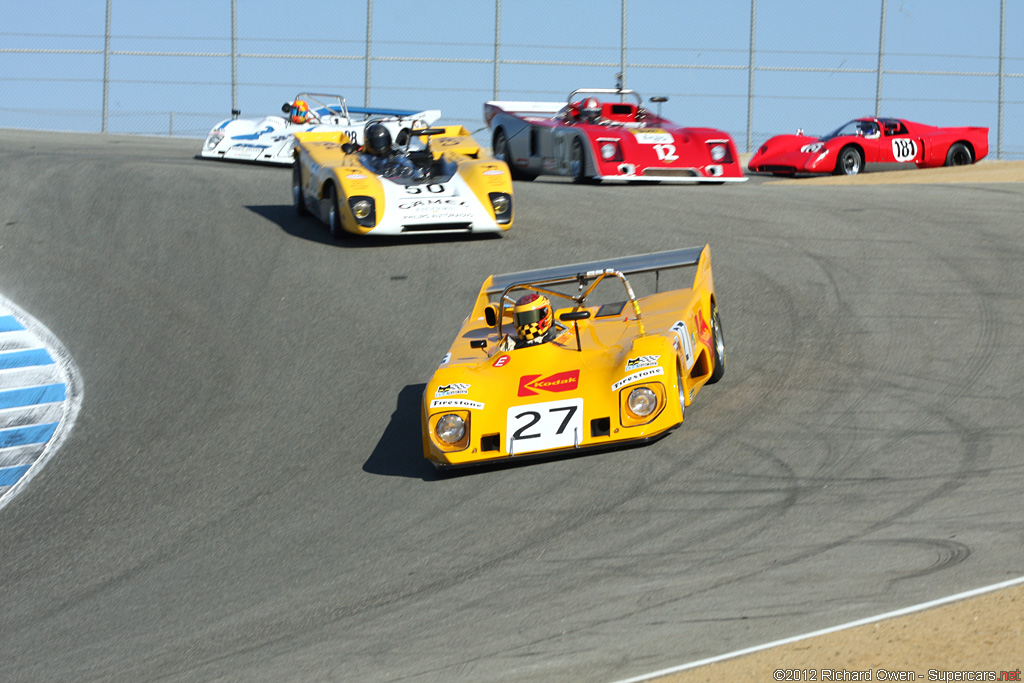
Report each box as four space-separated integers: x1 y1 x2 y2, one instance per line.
834 146 863 176
707 304 726 384
493 129 535 181
570 138 589 183
945 142 972 167
292 165 308 216
327 184 345 240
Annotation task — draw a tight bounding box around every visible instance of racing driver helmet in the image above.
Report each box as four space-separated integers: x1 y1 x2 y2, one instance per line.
290 100 310 124
513 292 553 343
582 97 602 122
364 123 392 156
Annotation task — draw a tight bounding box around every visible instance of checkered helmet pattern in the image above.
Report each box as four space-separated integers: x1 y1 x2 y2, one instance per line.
513 293 552 342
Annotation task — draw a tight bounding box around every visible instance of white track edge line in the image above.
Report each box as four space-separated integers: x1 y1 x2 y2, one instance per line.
609 574 1024 683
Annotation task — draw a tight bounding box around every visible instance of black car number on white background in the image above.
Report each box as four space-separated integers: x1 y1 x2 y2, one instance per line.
506 398 584 455
405 183 447 195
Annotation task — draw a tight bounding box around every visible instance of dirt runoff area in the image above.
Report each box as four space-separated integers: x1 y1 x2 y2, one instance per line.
647 581 1024 682
641 159 1024 683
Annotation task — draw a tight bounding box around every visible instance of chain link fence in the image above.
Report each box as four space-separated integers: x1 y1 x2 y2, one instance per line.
2 0 1021 158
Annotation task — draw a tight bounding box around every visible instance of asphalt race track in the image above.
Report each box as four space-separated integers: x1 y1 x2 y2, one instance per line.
1 130 1023 682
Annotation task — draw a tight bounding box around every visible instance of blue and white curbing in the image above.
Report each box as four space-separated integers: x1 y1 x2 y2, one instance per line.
0 294 83 511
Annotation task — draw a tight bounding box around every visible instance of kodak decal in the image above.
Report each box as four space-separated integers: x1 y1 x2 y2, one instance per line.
517 369 580 397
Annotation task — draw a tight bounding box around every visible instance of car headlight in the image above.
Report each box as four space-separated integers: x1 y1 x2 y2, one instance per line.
627 387 658 417
709 144 727 161
488 192 512 224
206 134 223 149
490 194 510 214
348 196 376 227
351 200 372 219
601 143 618 160
436 414 466 444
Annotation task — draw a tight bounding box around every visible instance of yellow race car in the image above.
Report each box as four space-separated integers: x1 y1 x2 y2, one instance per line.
422 246 725 469
292 123 513 238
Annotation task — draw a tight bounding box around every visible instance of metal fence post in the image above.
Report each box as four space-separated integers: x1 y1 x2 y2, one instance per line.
364 0 373 107
746 0 756 153
102 0 111 133
493 0 501 99
998 0 1005 159
875 0 886 117
619 0 627 90
231 0 237 114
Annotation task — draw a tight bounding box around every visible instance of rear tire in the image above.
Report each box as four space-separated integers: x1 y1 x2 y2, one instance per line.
945 142 972 167
292 165 308 216
834 146 863 176
707 304 726 384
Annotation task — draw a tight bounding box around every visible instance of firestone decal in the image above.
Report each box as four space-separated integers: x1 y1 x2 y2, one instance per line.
611 366 665 391
435 383 470 397
430 398 484 410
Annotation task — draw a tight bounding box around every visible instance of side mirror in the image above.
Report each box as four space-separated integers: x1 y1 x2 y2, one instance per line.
281 102 291 114
341 142 359 154
470 339 488 349
412 127 447 137
484 303 500 327
231 109 241 119
559 310 591 322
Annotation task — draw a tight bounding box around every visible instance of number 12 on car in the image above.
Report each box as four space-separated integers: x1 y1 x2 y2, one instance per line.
506 398 584 455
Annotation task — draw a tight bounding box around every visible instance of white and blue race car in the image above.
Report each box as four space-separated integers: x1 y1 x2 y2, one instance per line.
200 92 440 166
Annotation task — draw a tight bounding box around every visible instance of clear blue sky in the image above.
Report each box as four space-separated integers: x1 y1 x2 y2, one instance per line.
1 0 1021 156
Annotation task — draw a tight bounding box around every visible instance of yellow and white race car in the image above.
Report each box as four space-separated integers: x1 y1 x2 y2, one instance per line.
292 124 513 237
422 246 725 469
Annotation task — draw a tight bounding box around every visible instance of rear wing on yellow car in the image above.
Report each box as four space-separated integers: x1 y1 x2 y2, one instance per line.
485 245 710 296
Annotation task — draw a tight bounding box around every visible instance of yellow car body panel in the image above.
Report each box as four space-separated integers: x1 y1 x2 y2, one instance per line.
293 125 513 237
422 246 724 469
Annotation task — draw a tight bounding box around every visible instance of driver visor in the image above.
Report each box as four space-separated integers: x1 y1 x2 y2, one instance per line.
515 306 549 327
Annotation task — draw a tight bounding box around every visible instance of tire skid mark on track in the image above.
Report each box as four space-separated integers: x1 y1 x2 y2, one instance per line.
858 538 972 584
0 295 83 511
